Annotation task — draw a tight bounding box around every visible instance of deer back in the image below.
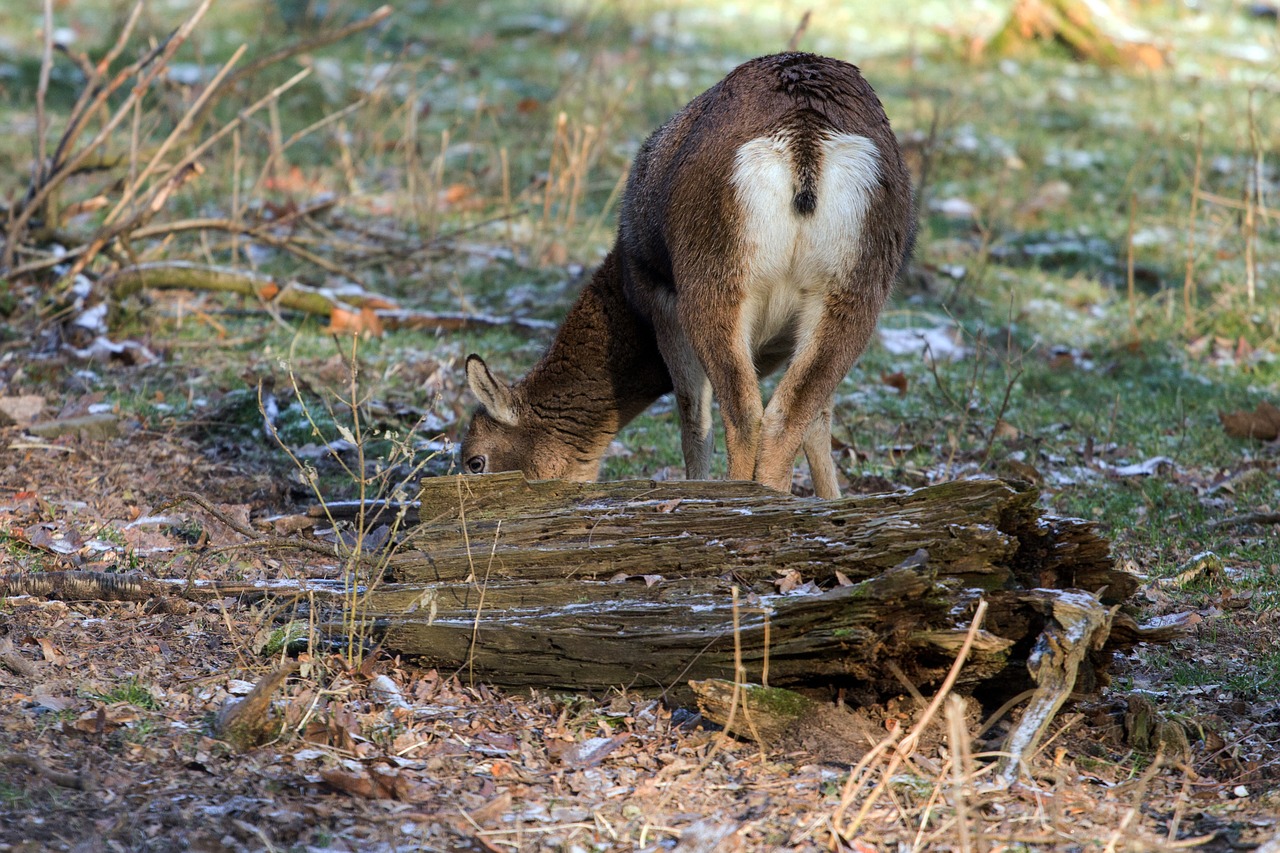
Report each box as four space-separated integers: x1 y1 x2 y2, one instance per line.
619 52 913 337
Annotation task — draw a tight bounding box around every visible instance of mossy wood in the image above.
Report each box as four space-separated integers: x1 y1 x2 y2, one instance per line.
324 473 1172 699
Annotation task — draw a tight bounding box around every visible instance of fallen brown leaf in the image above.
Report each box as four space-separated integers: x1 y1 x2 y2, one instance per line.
327 306 384 336
69 704 139 734
774 569 804 594
880 371 908 395
320 767 379 799
1219 402 1280 442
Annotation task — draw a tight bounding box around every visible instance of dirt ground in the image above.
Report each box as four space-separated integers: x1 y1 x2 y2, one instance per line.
0 421 1277 853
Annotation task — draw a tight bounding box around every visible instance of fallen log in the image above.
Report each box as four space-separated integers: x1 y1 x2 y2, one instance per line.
321 473 1179 704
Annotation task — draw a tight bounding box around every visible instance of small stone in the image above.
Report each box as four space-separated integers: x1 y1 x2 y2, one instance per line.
0 395 45 425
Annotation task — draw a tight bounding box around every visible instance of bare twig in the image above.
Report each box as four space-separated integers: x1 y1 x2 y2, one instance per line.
1 752 95 791
1205 511 1280 531
168 490 261 540
223 5 392 94
786 10 813 51
101 44 250 229
58 67 312 285
57 1 144 154
980 364 1023 466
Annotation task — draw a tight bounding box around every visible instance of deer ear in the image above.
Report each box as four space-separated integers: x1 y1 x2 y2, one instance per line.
465 354 519 427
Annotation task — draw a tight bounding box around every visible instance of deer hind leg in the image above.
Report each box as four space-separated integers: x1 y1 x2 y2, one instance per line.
679 291 762 483
801 407 839 499
756 302 875 495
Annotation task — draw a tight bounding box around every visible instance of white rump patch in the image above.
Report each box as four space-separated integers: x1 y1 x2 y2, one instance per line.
730 132 881 354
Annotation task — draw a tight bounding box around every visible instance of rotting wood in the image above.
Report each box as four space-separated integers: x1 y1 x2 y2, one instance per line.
319 473 1184 702
0 570 163 602
994 590 1111 786
356 563 1020 699
982 0 1167 69
689 679 880 765
393 473 1128 597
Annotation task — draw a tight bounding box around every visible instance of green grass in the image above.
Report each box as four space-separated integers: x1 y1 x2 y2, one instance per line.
0 782 34 810
87 678 161 711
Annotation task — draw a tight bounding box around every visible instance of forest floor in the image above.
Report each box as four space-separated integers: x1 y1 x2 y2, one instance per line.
1 0 1279 850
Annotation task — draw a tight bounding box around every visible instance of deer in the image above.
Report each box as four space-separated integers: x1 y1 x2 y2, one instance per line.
462 52 914 498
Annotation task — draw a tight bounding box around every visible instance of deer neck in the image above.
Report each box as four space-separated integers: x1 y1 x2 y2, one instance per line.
520 250 673 453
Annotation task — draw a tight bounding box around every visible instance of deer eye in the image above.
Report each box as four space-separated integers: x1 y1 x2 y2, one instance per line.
465 455 487 474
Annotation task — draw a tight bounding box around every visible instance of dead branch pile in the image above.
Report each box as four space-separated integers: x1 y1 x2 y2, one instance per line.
1 2 544 345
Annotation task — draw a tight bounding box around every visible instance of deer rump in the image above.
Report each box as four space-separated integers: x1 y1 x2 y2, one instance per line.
464 54 914 497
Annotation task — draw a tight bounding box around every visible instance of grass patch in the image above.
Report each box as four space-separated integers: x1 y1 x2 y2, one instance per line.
87 678 160 711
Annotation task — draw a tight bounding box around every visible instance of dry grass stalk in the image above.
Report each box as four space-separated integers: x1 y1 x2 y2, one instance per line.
34 0 53 193
946 694 977 853
466 520 502 688
1244 88 1263 308
1182 121 1203 332
4 0 398 334
787 10 813 51
534 110 611 258
831 599 989 841
1126 191 1138 337
259 340 439 668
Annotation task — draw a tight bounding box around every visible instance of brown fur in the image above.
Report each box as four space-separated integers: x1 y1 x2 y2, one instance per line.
463 53 914 496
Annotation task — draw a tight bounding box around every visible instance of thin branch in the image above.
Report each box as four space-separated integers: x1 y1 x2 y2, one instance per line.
101 43 249 228
34 0 54 189
1205 511 1280 531
786 9 812 51
56 67 312 284
1 753 95 791
100 260 558 333
224 5 391 94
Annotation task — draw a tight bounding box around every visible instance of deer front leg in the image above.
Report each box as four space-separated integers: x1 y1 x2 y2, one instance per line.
802 408 840 499
649 299 715 480
666 340 715 480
